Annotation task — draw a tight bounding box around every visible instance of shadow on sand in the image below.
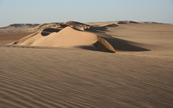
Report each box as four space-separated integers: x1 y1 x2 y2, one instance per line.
103 37 150 52
87 24 118 33
41 28 61 36
79 37 150 53
84 25 150 53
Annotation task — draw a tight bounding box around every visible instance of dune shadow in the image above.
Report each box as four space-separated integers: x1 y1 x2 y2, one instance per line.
76 35 149 53
86 26 108 33
86 24 118 33
103 24 118 27
103 37 150 51
41 28 61 36
118 21 139 24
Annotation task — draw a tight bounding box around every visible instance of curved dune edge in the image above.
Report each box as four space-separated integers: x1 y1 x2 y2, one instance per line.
9 27 116 53
95 36 116 52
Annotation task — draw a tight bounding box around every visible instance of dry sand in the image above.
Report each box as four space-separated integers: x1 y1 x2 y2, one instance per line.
0 22 173 108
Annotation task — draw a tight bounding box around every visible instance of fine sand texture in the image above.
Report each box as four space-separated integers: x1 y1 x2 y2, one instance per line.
0 22 173 108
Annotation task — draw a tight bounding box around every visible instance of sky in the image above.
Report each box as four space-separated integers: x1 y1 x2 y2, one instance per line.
0 0 173 27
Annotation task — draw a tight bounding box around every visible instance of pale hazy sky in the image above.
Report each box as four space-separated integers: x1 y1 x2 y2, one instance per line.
0 0 173 27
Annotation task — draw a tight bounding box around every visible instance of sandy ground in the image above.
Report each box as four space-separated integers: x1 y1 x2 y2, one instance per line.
0 23 173 108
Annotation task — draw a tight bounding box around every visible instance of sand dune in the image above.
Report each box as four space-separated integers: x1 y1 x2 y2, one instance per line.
10 27 116 52
9 21 151 53
0 21 173 108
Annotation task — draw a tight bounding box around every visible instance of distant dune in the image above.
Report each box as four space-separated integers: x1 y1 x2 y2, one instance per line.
0 24 39 29
0 20 164 30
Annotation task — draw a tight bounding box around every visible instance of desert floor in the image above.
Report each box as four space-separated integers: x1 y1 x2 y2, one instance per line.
0 23 173 108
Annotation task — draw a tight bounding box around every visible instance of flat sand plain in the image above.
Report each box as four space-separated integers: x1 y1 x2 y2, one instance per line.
0 22 173 108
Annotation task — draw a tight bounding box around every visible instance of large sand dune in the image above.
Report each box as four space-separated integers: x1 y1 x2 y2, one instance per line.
9 21 151 53
10 27 116 52
0 21 173 108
